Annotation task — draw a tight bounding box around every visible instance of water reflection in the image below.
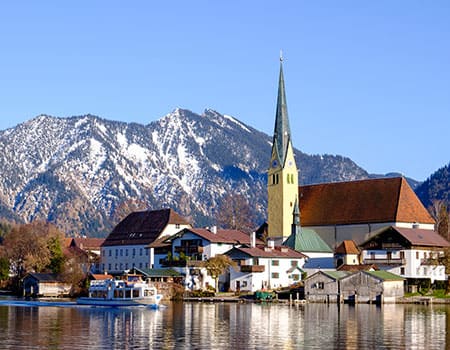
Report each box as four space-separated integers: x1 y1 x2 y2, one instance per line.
0 302 447 349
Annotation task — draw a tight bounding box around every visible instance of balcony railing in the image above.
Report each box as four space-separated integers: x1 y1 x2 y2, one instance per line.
240 265 265 273
363 258 405 265
174 246 203 254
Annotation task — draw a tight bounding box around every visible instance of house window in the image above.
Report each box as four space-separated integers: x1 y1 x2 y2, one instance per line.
400 251 405 259
315 282 324 289
139 263 143 268
109 250 112 257
126 249 128 256
120 249 123 257
140 249 143 256
400 267 405 275
416 251 419 259
272 260 279 266
115 249 118 257
108 264 111 271
133 248 136 257
272 272 279 279
292 274 300 281
291 260 298 267
125 263 128 269
176 224 180 229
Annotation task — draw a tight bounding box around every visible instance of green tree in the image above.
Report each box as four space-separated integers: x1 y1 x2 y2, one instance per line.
0 257 9 281
202 255 236 293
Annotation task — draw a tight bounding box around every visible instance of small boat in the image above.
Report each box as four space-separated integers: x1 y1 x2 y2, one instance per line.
77 276 162 307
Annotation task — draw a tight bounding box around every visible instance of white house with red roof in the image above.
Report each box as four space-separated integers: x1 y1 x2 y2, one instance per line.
360 226 450 283
158 227 262 290
226 240 308 292
101 208 191 273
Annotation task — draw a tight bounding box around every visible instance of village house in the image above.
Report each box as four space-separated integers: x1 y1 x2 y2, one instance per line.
339 271 404 303
65 237 105 274
304 270 404 303
226 240 308 292
360 226 450 284
334 240 361 268
100 208 191 274
155 227 262 291
22 273 71 297
304 271 351 303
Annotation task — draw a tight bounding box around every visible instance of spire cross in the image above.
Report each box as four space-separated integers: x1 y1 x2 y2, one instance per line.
280 50 283 62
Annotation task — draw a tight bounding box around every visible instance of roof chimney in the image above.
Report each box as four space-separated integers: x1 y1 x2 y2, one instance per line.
251 232 256 248
210 226 217 234
267 239 275 249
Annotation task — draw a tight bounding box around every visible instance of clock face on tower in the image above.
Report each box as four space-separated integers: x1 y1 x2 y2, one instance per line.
288 160 293 167
272 159 278 168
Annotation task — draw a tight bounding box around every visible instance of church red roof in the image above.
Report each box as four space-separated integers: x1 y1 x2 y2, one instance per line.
299 177 434 226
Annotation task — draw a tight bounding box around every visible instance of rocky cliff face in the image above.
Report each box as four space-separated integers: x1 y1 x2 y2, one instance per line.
0 109 370 236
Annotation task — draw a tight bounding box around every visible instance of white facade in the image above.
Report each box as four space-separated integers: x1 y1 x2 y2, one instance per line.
229 253 306 292
101 223 189 273
362 248 446 282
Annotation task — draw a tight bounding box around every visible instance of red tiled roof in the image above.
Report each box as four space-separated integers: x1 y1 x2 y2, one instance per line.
337 264 377 272
335 240 360 254
71 238 105 250
361 226 450 249
299 177 435 226
90 274 113 280
233 245 308 259
184 228 263 245
102 208 190 246
394 227 450 247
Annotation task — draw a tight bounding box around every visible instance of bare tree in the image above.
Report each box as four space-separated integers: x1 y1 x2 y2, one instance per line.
429 200 449 240
215 193 256 233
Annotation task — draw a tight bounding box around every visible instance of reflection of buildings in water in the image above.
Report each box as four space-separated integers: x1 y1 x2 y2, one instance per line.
403 305 446 349
86 307 161 349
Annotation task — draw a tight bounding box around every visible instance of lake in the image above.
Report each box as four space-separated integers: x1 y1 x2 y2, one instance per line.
0 301 447 349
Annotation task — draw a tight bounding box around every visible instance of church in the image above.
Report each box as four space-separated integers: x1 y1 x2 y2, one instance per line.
264 58 435 250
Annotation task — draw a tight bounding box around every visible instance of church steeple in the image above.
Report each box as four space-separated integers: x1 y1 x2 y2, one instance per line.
272 57 292 166
267 56 299 241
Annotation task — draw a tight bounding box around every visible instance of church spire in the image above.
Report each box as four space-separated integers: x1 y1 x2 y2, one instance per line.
272 55 292 166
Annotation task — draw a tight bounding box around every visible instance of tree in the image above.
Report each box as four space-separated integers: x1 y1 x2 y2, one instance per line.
202 255 237 293
429 200 449 240
1 221 65 280
216 193 256 233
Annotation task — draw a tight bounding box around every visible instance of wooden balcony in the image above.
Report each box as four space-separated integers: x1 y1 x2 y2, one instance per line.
363 258 405 265
174 246 203 255
240 265 265 273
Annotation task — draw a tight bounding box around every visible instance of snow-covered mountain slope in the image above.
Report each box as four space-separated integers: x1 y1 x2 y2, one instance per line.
0 109 369 236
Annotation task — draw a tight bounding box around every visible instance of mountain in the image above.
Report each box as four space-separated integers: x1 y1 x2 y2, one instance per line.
415 163 450 209
0 109 371 237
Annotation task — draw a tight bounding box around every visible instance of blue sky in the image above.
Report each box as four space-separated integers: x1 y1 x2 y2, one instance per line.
0 1 449 181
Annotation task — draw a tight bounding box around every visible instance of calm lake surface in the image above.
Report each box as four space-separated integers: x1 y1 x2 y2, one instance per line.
0 301 447 349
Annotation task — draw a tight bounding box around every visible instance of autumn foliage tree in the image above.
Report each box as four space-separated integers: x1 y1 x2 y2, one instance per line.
0 222 66 285
202 255 237 293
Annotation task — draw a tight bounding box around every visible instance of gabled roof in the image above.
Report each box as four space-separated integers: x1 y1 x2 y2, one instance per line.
283 228 332 253
361 226 450 249
335 240 360 255
228 245 308 259
69 238 105 250
305 270 352 281
364 270 404 281
168 228 264 245
299 177 435 226
133 267 181 277
102 208 190 247
90 273 113 280
23 273 62 282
